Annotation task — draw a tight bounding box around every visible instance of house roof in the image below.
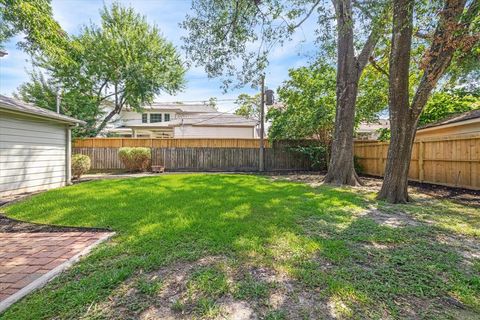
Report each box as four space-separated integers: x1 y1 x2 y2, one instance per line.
357 119 389 133
126 113 258 128
135 103 218 113
418 109 480 130
0 95 85 125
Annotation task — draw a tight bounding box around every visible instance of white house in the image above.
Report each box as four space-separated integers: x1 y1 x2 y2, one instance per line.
355 119 390 140
105 103 259 138
0 95 84 197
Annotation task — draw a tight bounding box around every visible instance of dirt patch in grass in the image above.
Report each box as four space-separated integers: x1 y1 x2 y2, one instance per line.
86 255 334 320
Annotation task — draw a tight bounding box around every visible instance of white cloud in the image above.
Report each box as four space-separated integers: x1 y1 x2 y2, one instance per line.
0 0 315 108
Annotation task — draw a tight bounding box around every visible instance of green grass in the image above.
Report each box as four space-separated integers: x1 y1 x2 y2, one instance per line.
1 174 479 319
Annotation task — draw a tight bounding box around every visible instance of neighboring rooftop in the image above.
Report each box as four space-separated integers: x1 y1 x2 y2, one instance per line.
418 109 480 130
127 113 258 128
129 102 218 113
357 119 390 133
0 95 85 125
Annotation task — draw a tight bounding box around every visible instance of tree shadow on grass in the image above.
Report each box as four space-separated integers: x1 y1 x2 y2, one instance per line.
2 174 478 319
0 174 368 319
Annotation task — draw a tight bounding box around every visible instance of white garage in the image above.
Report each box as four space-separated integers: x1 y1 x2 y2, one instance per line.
0 95 84 197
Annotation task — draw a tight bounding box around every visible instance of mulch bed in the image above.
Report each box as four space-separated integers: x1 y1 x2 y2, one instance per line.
360 175 480 208
267 171 480 208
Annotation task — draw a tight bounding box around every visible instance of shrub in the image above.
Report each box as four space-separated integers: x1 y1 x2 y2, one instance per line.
71 154 91 179
290 145 328 171
118 147 151 172
354 155 364 174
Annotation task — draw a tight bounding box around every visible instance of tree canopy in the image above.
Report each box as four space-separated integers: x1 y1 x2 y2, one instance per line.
0 0 70 61
234 93 261 121
267 59 388 142
15 3 186 136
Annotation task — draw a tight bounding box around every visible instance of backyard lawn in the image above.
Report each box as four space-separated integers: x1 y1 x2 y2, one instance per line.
1 174 479 319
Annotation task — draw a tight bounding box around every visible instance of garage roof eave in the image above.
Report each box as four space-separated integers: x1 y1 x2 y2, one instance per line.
0 95 86 125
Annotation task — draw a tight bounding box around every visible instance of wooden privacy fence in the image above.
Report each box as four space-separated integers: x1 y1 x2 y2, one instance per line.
354 135 480 190
73 147 312 172
74 138 271 148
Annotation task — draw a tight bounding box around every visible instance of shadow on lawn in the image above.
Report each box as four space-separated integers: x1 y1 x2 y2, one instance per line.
2 174 479 319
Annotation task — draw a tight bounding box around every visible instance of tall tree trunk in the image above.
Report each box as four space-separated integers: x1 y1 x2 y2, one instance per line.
324 0 361 185
325 0 382 185
378 115 418 203
378 0 474 203
378 0 414 202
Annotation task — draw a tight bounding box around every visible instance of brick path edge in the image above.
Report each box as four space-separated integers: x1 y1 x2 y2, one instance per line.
0 232 115 314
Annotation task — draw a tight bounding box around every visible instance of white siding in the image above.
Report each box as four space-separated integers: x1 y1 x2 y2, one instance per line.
0 111 67 196
174 125 255 138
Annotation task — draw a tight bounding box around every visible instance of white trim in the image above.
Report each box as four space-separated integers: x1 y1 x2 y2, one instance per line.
417 117 480 133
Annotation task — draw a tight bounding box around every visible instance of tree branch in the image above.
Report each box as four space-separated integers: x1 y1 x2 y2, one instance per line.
356 28 381 73
368 56 389 77
410 0 475 117
292 0 321 30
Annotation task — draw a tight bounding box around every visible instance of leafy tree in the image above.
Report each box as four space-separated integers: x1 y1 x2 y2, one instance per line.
268 62 336 145
0 0 70 61
14 71 101 137
208 97 218 110
419 89 480 126
182 0 390 186
234 93 261 120
18 3 186 135
268 59 388 144
378 0 479 203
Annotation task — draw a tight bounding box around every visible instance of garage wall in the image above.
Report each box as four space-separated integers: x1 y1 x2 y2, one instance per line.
0 111 67 196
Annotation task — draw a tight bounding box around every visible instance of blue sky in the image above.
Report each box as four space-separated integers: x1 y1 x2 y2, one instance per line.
0 0 319 112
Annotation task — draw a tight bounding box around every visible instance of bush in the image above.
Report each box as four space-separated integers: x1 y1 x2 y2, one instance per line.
72 154 91 179
354 155 364 174
118 147 151 172
290 145 328 171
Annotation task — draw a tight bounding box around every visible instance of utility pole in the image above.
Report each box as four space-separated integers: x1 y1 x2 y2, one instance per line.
56 86 62 114
259 74 265 172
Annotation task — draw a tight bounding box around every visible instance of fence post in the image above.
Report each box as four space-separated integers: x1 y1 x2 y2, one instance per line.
419 141 424 182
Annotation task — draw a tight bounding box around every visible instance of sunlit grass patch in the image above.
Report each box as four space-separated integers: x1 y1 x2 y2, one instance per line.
1 173 479 319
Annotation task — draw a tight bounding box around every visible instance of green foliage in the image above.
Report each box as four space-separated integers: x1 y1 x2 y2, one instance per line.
16 2 185 135
71 154 91 179
181 1 387 89
377 128 391 141
268 61 336 142
418 89 480 126
118 147 151 172
290 145 328 171
268 60 387 143
15 71 101 137
234 93 261 120
0 0 70 61
353 156 364 174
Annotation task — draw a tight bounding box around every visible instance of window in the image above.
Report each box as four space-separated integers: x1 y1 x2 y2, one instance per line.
150 113 162 123
142 114 148 123
164 113 170 122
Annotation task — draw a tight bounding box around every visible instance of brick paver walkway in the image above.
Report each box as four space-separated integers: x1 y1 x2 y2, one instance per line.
0 231 112 305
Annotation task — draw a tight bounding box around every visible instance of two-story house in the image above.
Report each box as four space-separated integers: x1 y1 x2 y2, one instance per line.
105 103 259 138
